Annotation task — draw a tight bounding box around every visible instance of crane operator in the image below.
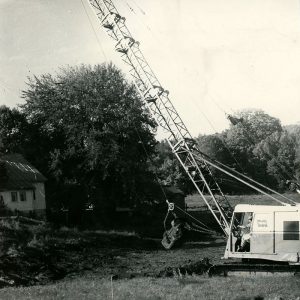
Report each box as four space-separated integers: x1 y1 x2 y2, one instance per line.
237 214 253 252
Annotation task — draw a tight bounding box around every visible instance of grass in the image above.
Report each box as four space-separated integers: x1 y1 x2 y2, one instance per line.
0 274 300 300
186 193 300 209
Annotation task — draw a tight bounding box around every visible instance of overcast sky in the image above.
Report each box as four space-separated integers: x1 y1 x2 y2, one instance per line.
1 0 300 136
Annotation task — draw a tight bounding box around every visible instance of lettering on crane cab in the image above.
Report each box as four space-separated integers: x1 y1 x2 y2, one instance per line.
257 219 268 228
252 213 273 232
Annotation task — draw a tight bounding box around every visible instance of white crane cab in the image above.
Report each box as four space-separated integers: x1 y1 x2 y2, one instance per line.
224 204 300 263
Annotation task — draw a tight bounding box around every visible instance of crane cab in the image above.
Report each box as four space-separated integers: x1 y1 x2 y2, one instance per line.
224 204 300 263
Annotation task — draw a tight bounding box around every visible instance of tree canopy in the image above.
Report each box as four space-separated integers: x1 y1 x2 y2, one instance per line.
18 63 158 214
0 105 28 154
153 109 300 193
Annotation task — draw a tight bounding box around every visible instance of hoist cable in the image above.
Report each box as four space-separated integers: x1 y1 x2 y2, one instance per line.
132 113 219 232
207 155 297 205
132 122 168 201
130 0 146 15
163 208 170 232
120 0 165 47
173 204 215 233
209 91 236 115
194 104 247 175
80 0 108 60
207 94 227 115
126 2 136 14
197 148 295 203
195 153 295 205
132 125 190 233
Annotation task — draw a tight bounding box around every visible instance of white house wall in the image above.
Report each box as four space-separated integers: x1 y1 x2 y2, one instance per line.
0 182 46 213
0 190 34 211
33 182 46 210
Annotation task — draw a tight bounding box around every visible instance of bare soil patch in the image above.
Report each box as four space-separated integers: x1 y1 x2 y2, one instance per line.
0 217 225 288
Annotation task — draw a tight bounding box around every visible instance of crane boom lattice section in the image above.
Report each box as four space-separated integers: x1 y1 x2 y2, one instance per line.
87 0 233 235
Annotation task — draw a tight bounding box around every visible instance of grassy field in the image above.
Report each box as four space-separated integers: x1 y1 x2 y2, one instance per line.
0 272 300 299
186 193 300 209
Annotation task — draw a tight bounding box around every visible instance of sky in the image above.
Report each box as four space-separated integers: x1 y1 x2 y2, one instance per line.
1 0 300 137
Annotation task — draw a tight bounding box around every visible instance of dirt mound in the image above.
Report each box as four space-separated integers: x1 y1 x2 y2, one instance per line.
0 217 69 287
157 258 212 277
110 258 213 280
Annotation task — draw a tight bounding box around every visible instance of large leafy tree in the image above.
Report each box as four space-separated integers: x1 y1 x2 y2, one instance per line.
151 140 189 192
223 109 283 185
21 63 157 212
195 133 248 192
254 129 300 189
226 109 282 144
197 133 229 161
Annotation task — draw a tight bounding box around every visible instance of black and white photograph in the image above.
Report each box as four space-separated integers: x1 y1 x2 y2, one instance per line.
1 0 300 299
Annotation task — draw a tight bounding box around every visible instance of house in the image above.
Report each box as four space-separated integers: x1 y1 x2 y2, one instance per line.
0 154 47 218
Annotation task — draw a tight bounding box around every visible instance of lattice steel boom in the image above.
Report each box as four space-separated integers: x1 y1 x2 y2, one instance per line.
87 0 233 235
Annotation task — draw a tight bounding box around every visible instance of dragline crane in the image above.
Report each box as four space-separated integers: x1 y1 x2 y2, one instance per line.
87 0 300 264
87 0 232 237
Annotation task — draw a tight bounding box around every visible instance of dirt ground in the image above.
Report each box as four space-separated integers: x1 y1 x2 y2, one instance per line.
0 217 226 288
73 232 226 279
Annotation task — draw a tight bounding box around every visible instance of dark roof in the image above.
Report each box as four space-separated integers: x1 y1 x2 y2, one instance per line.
0 154 46 191
164 185 184 195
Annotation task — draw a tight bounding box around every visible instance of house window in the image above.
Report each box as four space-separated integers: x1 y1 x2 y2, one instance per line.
11 192 17 202
19 191 26 202
283 221 299 240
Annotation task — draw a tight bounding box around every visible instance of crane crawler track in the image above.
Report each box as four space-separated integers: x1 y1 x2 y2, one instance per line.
208 262 300 276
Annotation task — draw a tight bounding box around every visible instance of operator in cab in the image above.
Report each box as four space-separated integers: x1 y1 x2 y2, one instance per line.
237 213 253 252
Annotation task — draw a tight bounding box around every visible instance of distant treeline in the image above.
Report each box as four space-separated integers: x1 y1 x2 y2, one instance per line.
155 110 300 194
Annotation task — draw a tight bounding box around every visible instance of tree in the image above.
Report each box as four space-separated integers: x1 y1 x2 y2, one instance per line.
152 140 184 188
150 140 200 194
153 110 299 194
295 146 300 183
286 125 300 183
0 105 28 154
21 63 157 216
254 129 299 189
195 133 250 192
0 105 55 176
196 133 235 163
226 109 282 144
223 109 283 185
